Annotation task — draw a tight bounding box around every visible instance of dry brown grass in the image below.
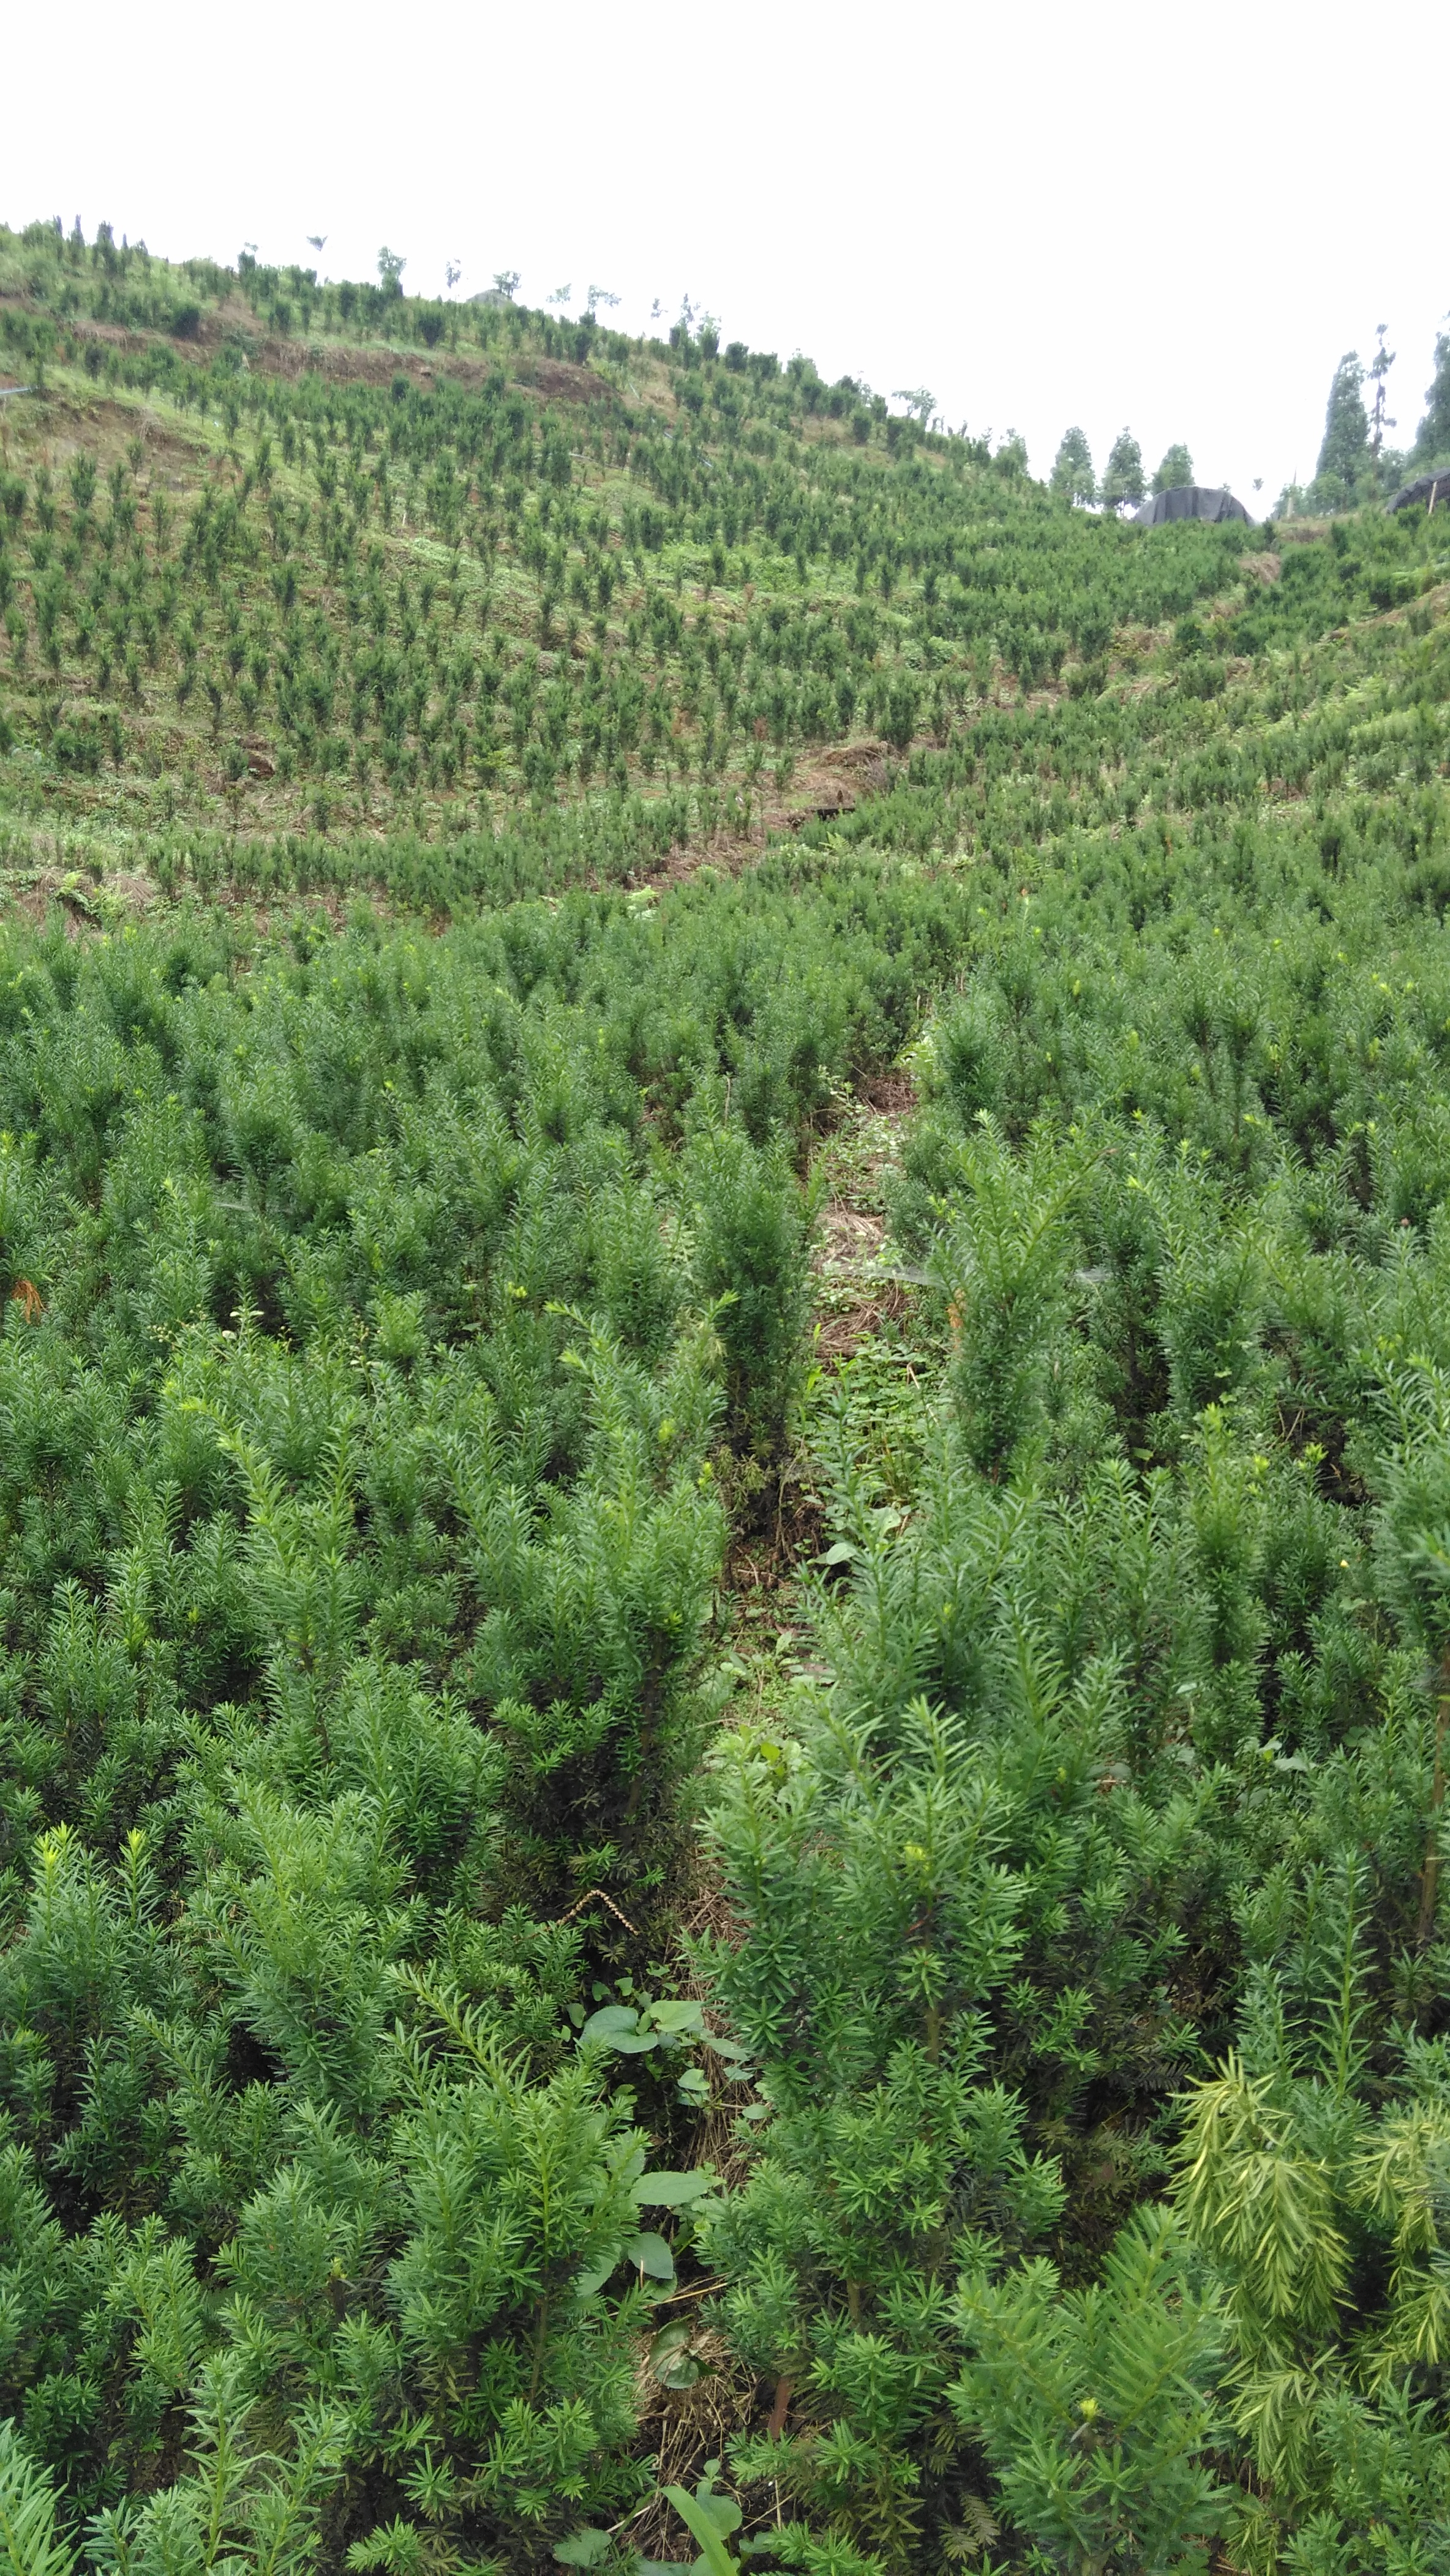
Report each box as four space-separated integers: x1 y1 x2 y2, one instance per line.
810 1082 918 1366
627 2325 773 2564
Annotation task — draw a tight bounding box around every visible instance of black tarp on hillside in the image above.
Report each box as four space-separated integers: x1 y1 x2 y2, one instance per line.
1133 485 1252 526
1387 470 1450 513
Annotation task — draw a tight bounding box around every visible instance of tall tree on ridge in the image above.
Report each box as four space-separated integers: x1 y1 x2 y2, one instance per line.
1411 316 1450 467
1152 442 1194 493
1050 425 1095 507
1368 323 1396 464
1100 427 1146 512
1311 351 1371 511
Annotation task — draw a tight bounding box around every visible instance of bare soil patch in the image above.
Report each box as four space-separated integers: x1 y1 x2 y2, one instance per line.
811 1083 918 1364
513 355 615 407
856 1066 917 1115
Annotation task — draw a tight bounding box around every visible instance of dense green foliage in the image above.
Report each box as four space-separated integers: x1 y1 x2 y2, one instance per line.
1 215 1450 2576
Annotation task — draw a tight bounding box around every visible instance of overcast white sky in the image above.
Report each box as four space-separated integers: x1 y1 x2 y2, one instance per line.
6 0 1447 507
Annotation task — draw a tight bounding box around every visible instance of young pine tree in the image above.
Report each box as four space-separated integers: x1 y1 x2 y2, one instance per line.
952 2206 1227 2576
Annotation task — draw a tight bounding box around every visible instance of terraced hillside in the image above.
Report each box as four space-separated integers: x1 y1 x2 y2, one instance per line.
7 215 1433 912
1 214 1450 2576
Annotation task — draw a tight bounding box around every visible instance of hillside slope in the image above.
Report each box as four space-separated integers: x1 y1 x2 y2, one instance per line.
1 218 1450 2576
4 214 1435 913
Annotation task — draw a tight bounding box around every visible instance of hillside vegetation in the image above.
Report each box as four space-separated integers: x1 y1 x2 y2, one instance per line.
6 213 1433 910
1 216 1450 2576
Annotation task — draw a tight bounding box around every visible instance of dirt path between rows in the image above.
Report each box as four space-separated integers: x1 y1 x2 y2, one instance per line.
631 1066 923 2551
